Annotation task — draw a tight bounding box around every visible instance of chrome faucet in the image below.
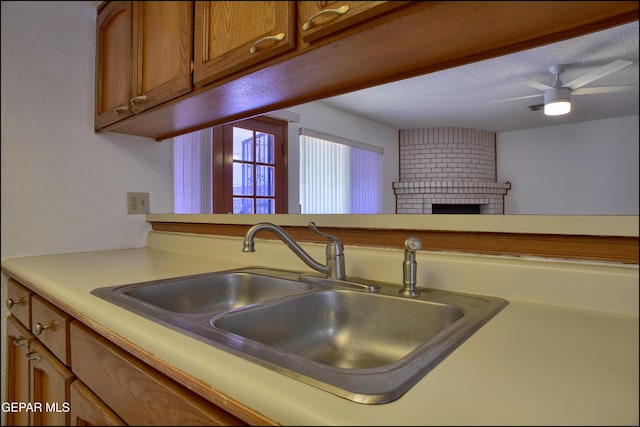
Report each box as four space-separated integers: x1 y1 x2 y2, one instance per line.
242 222 346 280
399 236 422 297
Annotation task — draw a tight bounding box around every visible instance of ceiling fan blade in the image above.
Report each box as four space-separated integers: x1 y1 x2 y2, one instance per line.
517 76 552 91
564 59 633 90
572 85 639 95
487 93 543 103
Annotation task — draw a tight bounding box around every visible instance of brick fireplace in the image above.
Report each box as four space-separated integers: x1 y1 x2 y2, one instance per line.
393 128 511 214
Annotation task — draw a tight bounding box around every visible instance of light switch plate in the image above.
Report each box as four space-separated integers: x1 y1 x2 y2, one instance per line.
127 192 149 214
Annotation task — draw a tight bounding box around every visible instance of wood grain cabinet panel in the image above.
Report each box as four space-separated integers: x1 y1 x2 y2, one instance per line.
129 1 194 114
7 278 32 329
6 316 34 427
95 1 193 129
31 295 72 366
94 1 133 129
28 340 75 426
69 379 126 426
297 1 410 43
193 1 295 87
70 320 247 426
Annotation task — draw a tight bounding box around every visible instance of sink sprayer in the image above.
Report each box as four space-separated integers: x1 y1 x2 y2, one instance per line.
399 236 422 297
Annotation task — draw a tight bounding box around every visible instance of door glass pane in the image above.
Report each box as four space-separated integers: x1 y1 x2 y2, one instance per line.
233 163 253 195
256 132 274 164
256 199 275 214
233 198 254 214
256 165 274 196
233 127 253 161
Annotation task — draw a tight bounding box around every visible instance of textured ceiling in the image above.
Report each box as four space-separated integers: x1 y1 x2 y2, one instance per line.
320 21 639 132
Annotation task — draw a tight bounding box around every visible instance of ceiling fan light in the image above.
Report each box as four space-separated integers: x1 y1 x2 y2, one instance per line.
544 87 572 116
544 100 571 116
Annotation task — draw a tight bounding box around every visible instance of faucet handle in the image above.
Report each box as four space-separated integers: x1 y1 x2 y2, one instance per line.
404 236 422 252
308 222 341 243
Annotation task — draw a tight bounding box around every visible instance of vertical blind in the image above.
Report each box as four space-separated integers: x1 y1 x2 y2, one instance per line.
299 128 382 214
172 128 213 213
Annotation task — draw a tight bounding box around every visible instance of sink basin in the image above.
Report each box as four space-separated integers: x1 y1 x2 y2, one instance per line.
91 268 316 316
92 268 508 404
120 270 313 314
213 290 463 369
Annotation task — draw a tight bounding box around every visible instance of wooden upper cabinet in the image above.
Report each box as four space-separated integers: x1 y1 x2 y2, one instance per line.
94 1 133 129
95 1 193 129
130 1 194 114
193 1 296 88
298 1 410 43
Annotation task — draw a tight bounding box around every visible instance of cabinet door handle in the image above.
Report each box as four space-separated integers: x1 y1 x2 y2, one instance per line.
34 322 52 336
113 105 129 114
302 5 350 31
13 337 29 347
130 95 148 105
249 33 286 54
26 352 41 363
6 297 27 309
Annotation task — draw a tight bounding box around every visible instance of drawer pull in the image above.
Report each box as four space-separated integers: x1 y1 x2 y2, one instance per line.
130 95 148 105
6 297 27 309
34 322 52 336
249 32 286 54
13 337 29 347
26 352 41 363
302 5 350 31
113 105 129 114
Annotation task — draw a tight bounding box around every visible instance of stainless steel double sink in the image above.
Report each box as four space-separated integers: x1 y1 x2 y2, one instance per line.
91 268 507 404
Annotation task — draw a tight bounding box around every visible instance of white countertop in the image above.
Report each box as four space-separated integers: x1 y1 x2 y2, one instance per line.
2 233 638 425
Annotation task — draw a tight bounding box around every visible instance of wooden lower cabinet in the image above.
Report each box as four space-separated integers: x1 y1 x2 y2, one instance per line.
7 279 31 329
69 380 126 426
6 316 33 426
5 277 259 426
70 321 246 426
28 340 75 426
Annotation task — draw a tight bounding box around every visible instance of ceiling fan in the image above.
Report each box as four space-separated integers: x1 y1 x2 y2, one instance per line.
495 59 637 116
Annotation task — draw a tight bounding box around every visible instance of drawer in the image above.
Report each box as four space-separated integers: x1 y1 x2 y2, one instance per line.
31 295 72 365
70 321 246 426
6 278 32 329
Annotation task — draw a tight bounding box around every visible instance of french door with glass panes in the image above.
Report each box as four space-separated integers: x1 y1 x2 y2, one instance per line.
216 117 287 214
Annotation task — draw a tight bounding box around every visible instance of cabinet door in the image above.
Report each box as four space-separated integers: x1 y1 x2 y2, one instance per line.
130 1 194 114
6 316 33 427
194 1 295 87
298 1 410 43
28 341 75 426
69 379 126 426
70 320 246 426
94 1 133 129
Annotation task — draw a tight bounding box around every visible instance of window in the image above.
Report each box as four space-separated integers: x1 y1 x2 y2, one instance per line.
172 117 287 214
299 128 382 214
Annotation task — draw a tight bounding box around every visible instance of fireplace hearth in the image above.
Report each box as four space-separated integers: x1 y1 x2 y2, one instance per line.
393 128 511 214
